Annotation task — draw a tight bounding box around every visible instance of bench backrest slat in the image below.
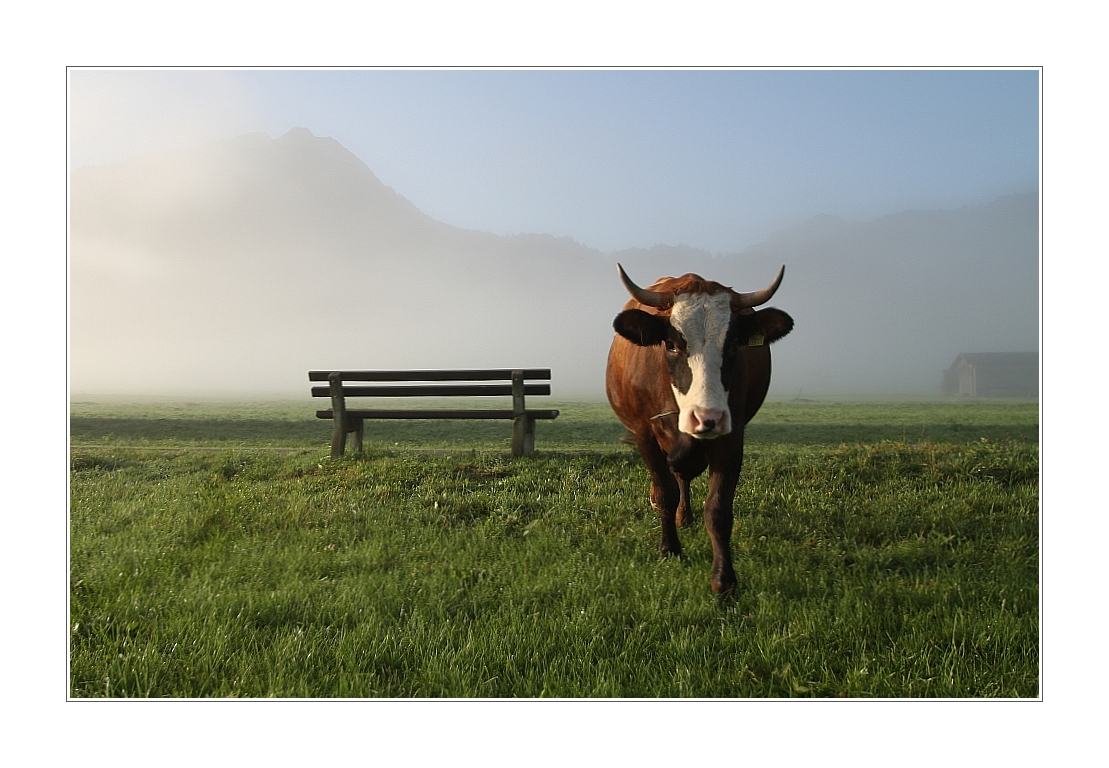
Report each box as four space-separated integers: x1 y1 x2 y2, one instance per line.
310 383 551 398
308 369 551 383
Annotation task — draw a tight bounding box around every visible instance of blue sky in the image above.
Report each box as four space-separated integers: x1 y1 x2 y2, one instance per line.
69 68 1039 253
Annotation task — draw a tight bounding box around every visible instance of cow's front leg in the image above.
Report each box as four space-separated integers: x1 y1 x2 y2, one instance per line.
704 475 738 593
705 445 743 593
636 433 682 557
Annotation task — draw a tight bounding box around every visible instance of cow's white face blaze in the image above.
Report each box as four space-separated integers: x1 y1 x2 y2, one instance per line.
667 292 734 439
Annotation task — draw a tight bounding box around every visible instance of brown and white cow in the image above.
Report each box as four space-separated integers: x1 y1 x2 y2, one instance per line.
605 264 793 593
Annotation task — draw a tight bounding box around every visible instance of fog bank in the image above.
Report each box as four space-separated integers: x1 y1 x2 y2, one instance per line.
69 129 1039 399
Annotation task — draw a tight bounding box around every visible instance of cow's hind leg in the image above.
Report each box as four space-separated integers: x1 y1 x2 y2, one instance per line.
636 433 682 557
674 474 695 529
667 438 705 530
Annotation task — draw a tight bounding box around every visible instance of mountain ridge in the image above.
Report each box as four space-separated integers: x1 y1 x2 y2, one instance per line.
69 128 1039 397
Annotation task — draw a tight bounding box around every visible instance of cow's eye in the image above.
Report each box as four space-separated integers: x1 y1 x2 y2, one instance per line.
664 339 677 353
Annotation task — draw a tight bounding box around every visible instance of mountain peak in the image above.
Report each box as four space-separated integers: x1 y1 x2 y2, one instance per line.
280 127 316 140
70 127 435 240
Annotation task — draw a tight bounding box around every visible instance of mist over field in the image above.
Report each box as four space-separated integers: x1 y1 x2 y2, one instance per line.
69 126 1038 399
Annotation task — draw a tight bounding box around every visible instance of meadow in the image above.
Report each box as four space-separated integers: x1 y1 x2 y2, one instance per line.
69 398 1039 697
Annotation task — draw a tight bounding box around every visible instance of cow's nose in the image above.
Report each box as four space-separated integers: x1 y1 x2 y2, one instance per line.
692 409 727 435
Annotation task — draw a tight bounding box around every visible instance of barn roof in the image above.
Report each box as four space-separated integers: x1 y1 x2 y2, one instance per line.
949 352 1038 368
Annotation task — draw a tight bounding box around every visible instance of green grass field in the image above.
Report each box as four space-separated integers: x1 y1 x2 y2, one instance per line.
69 398 1039 697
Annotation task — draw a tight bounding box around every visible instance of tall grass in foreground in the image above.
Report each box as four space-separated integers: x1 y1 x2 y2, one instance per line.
69 401 1038 697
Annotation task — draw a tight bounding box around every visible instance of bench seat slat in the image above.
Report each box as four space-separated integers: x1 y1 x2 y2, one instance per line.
316 409 560 421
309 369 551 383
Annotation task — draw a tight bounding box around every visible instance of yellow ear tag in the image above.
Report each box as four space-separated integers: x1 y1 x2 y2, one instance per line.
748 333 765 347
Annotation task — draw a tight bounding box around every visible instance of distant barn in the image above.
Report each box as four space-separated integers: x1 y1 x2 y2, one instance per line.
942 353 1038 398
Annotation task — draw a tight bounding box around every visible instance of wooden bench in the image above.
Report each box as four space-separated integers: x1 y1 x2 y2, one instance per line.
309 369 559 458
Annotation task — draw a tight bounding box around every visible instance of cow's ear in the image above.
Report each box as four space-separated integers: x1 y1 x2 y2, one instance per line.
614 309 670 347
752 307 794 344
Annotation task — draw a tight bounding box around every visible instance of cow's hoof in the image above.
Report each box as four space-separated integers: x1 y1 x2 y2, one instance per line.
711 573 738 594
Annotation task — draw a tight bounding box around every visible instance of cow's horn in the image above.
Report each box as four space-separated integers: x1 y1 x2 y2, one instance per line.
732 265 785 309
617 263 673 309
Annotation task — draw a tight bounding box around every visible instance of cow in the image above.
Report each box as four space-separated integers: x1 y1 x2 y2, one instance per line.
605 263 794 593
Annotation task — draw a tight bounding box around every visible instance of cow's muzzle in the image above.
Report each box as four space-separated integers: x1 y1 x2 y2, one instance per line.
684 408 731 439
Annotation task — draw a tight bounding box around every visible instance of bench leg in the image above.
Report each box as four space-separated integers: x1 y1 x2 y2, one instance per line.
512 415 537 457
330 418 347 459
512 415 525 457
349 417 364 454
329 372 348 459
